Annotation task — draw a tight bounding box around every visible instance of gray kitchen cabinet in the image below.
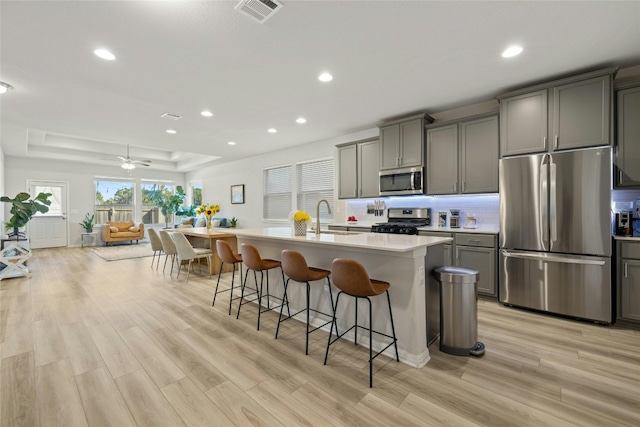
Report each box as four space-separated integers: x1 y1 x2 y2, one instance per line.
417 230 497 298
617 240 640 327
499 90 548 156
337 144 357 199
337 138 380 199
427 114 499 195
615 85 640 187
499 69 614 157
379 114 433 170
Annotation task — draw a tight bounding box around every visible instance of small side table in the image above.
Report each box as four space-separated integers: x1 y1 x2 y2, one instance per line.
0 242 32 280
81 232 98 248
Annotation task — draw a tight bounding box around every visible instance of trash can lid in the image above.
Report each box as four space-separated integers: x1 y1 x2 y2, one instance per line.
434 266 479 284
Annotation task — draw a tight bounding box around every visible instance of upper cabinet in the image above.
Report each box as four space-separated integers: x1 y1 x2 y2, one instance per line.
499 68 615 157
379 113 433 170
615 85 640 188
337 138 380 199
426 114 499 195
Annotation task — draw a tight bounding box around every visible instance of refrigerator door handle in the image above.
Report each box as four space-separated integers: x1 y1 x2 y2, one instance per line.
549 158 557 243
501 250 606 266
540 155 549 249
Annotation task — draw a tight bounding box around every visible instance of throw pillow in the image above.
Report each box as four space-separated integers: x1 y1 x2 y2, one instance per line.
194 217 206 227
212 220 221 227
128 226 140 232
110 226 119 233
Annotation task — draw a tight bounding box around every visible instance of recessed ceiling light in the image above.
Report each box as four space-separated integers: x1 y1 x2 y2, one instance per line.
0 82 13 94
296 117 307 124
94 49 116 60
201 110 213 117
268 128 277 133
318 72 333 82
166 129 177 134
502 45 523 58
228 141 236 145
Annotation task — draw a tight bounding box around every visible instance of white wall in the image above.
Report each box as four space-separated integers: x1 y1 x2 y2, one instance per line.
4 156 185 246
186 128 379 229
0 146 5 226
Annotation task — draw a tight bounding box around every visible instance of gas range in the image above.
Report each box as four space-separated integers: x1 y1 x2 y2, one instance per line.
370 208 430 235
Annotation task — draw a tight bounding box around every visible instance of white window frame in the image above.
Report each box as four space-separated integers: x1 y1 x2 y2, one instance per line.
296 157 335 222
263 164 292 222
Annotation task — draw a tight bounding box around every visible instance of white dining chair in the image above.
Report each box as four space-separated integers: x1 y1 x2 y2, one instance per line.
172 232 213 282
159 230 179 275
147 228 164 270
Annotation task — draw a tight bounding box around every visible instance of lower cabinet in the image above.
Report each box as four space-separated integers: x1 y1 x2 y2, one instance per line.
418 231 498 298
617 240 640 327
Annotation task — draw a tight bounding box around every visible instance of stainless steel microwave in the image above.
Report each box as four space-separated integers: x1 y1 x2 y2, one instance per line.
379 167 424 196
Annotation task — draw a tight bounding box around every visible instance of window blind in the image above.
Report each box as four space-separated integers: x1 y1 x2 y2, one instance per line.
297 159 334 220
263 165 292 220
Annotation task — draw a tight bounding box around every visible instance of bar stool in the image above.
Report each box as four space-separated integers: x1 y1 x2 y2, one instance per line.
276 250 335 355
324 258 399 388
212 240 243 315
236 243 290 331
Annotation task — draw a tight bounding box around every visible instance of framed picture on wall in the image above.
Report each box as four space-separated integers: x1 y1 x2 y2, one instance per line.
231 184 245 204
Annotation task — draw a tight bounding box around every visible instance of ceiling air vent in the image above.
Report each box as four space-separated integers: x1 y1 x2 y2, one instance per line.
160 112 182 121
235 0 283 24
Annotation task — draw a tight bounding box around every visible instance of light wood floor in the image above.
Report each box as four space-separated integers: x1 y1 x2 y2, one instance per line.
1 246 639 426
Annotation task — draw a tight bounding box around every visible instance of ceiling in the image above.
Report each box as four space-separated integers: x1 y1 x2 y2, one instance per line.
1 1 639 172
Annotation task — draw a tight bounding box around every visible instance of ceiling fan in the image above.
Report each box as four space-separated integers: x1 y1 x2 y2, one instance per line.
108 144 152 170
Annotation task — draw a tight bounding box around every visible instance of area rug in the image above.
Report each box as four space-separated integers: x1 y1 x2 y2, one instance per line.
91 243 154 262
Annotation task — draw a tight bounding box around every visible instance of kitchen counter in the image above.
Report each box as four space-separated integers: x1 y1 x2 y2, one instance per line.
417 225 500 234
232 227 451 368
613 235 640 241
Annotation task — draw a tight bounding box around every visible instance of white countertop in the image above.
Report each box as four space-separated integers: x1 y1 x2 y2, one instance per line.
331 222 499 234
232 227 452 253
613 235 640 241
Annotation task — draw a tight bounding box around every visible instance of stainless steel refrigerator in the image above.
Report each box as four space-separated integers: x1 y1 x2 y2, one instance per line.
499 147 612 323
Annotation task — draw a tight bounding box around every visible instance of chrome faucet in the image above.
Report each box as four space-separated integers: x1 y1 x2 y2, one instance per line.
316 199 332 236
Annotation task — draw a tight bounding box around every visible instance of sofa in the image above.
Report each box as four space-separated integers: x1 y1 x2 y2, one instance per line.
102 221 145 245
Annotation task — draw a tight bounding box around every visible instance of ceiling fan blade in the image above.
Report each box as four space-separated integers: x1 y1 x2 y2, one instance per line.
132 159 152 164
117 156 128 162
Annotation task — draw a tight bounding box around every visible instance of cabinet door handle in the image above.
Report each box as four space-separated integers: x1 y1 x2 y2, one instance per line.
544 136 547 149
456 248 460 264
468 239 482 244
619 170 623 184
462 181 465 192
554 135 558 150
453 182 457 192
625 262 628 278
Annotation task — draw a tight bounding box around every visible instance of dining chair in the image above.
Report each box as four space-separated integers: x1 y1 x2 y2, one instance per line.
159 230 179 275
172 232 213 282
147 228 164 270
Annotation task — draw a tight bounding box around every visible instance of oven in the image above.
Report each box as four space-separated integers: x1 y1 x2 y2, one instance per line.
371 208 431 234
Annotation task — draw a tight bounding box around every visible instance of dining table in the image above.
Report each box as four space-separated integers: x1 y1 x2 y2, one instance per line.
172 227 238 275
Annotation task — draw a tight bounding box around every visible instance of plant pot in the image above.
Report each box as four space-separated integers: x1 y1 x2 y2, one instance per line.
293 220 307 236
85 228 93 233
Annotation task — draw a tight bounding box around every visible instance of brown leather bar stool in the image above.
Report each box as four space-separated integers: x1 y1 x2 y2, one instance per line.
236 243 290 331
324 258 399 388
212 240 243 315
276 250 335 355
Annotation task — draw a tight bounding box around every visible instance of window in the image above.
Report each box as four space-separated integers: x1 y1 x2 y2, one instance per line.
32 184 63 216
95 180 134 223
263 165 292 220
190 182 203 206
297 158 334 220
141 182 174 225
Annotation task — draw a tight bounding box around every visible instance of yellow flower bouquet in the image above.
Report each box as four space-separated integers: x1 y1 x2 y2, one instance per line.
289 210 311 236
196 203 221 229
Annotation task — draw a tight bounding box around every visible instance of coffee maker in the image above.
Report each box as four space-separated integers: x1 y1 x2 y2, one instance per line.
450 209 461 228
616 211 633 236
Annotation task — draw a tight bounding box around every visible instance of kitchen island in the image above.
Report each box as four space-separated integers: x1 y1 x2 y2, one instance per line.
232 227 452 368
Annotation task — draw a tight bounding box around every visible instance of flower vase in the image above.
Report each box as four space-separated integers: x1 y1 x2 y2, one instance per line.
293 220 307 236
206 216 212 230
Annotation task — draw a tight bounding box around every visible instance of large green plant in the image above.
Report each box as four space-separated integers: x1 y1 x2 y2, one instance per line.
149 185 185 228
1 192 52 238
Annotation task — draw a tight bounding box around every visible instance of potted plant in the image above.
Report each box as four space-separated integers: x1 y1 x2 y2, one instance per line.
79 213 95 232
149 185 186 228
229 216 238 228
1 192 52 239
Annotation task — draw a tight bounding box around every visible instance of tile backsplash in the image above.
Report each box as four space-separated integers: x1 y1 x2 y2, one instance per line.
345 194 500 227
